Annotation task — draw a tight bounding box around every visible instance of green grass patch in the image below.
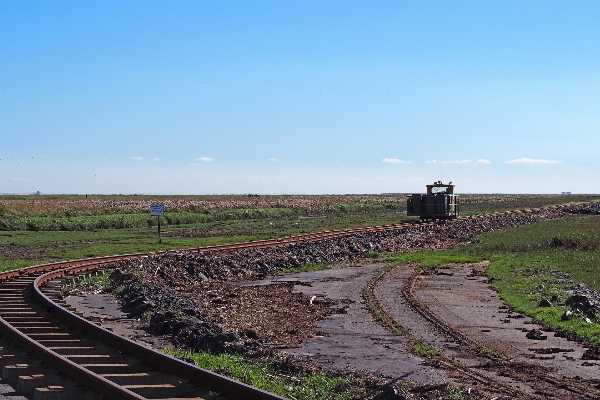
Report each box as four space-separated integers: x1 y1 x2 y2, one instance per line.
0 228 257 272
63 269 113 294
476 345 502 358
164 349 369 400
390 251 482 269
0 209 306 231
412 343 440 357
282 261 330 274
363 251 379 259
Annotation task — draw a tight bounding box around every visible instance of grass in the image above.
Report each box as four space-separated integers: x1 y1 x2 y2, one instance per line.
0 228 256 272
282 261 330 274
164 349 369 400
62 269 113 294
412 343 441 357
476 345 502 358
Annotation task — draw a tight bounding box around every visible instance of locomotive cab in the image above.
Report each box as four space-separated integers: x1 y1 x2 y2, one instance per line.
407 181 459 221
426 182 454 195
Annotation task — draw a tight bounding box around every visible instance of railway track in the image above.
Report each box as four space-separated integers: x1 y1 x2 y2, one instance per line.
0 217 446 399
0 205 589 399
401 266 597 398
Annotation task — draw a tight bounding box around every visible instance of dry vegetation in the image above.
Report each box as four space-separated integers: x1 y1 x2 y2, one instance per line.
0 193 595 217
0 194 403 216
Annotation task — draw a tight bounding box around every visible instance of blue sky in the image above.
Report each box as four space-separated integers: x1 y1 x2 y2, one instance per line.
1 0 598 194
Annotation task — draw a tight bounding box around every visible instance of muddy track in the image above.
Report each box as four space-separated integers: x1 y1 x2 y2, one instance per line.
364 261 600 399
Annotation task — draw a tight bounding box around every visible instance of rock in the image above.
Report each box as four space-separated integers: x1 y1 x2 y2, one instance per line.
130 301 153 317
243 329 259 340
526 330 548 340
582 346 600 360
538 299 552 307
203 332 240 353
197 272 210 282
586 311 597 321
566 295 592 312
561 310 574 321
378 386 406 400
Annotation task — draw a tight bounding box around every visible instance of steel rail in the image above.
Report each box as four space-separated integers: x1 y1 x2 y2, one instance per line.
0 255 287 399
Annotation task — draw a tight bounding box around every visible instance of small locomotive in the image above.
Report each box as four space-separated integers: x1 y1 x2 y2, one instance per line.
406 181 459 221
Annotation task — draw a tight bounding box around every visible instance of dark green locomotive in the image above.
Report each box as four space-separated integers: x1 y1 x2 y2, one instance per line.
406 181 459 221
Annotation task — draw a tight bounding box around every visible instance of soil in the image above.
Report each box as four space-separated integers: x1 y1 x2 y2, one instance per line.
416 264 599 378
413 263 600 397
249 262 451 385
65 293 169 350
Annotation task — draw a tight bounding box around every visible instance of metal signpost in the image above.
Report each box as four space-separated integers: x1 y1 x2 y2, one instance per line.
150 203 164 243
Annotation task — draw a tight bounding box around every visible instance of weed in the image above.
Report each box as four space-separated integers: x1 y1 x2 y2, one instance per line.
477 345 502 358
64 269 113 294
412 343 440 357
283 261 329 274
163 349 368 400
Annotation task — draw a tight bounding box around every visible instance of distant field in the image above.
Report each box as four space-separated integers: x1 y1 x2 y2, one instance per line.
0 193 596 228
0 193 597 272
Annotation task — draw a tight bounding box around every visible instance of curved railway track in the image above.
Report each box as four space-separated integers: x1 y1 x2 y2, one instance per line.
0 205 592 399
0 217 445 399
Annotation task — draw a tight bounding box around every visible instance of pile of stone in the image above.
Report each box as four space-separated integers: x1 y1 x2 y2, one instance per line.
109 268 264 354
560 284 600 322
563 202 600 215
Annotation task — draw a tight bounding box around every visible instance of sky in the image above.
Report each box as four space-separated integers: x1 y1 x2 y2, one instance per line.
1 0 598 195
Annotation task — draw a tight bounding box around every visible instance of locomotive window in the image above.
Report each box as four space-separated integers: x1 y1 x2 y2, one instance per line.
431 187 447 194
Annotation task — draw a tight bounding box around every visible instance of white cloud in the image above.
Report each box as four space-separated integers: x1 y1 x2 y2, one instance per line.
450 160 472 164
153 158 161 162
426 159 471 164
196 157 213 162
476 159 491 164
382 158 411 164
504 158 562 164
269 158 282 162
131 156 144 161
